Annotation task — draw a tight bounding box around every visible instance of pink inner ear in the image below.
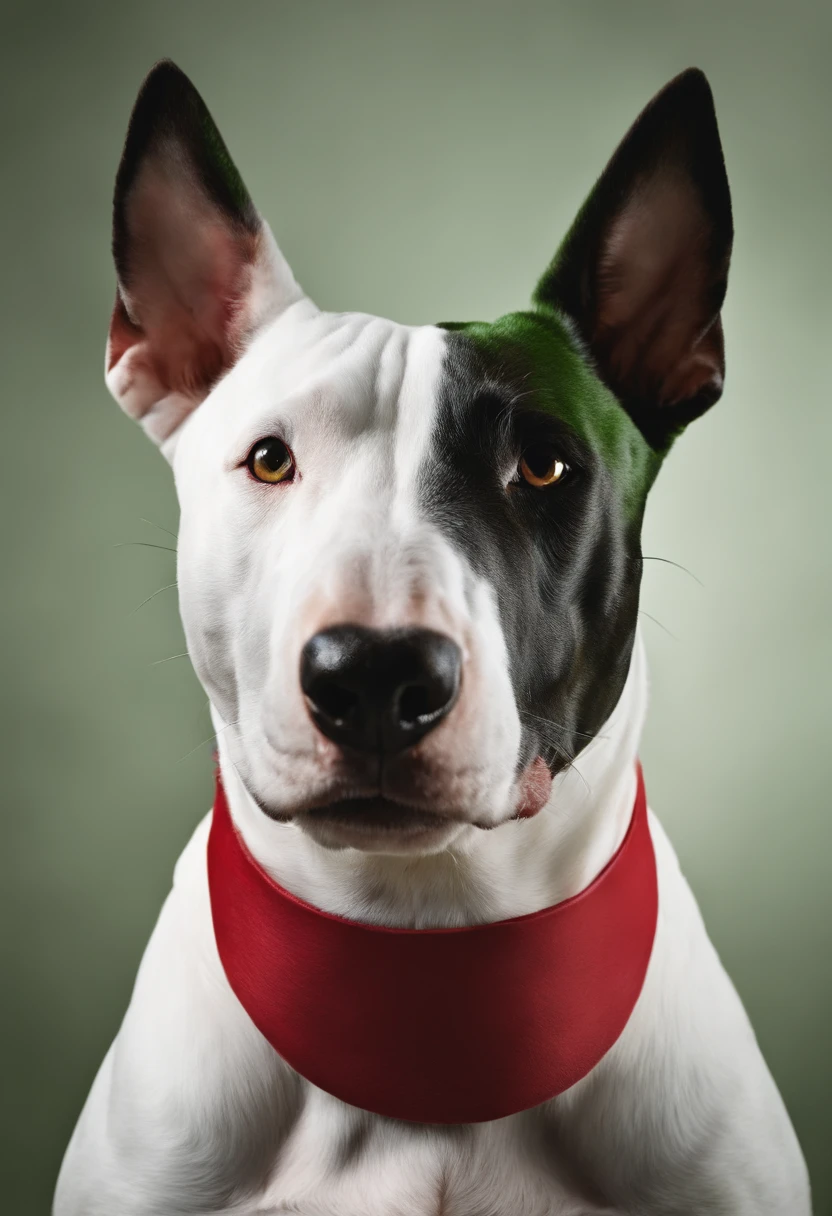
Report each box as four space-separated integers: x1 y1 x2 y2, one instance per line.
595 175 723 408
109 160 258 400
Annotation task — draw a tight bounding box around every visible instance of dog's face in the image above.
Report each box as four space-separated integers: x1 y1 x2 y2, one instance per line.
107 63 731 853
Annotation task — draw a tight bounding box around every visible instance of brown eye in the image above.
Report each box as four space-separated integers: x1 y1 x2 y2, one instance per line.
248 437 295 484
519 445 568 488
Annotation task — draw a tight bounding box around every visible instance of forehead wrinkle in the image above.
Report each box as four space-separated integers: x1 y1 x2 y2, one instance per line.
238 308 399 411
290 321 422 461
392 324 448 508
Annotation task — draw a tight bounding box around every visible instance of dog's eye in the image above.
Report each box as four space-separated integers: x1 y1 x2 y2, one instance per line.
518 444 568 488
247 437 295 484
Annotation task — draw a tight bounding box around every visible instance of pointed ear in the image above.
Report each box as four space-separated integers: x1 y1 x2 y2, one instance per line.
106 61 305 446
535 68 733 450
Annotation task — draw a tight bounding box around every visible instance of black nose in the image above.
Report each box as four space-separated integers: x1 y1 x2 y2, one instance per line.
300 625 462 755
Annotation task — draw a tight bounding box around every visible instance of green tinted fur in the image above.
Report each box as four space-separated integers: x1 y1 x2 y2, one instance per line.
440 308 662 522
198 110 253 217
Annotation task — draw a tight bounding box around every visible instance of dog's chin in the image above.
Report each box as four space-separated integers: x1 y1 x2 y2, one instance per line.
297 798 469 855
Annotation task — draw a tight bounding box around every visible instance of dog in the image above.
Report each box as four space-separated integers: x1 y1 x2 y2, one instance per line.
54 61 811 1215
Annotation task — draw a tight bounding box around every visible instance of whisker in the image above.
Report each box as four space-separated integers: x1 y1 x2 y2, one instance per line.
535 733 576 767
538 740 591 797
639 610 677 640
177 720 238 764
129 582 177 616
152 652 190 666
567 762 591 797
518 709 602 742
641 555 703 587
529 724 575 752
140 517 179 543
114 542 178 554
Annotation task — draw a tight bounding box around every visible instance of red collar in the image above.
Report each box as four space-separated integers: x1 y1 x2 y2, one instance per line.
208 763 657 1124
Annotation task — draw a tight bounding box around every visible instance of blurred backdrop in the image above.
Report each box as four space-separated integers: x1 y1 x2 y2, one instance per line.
1 1 830 1211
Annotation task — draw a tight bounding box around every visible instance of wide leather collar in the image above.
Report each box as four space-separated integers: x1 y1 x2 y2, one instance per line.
207 763 657 1124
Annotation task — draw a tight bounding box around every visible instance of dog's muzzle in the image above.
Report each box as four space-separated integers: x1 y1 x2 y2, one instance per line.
300 625 461 755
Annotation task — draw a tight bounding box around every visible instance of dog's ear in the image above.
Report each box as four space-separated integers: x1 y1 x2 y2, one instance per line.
535 68 733 451
106 61 304 447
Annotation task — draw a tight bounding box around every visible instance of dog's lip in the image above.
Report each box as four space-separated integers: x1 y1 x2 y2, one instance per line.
247 757 551 829
513 756 553 819
250 784 463 828
303 796 452 835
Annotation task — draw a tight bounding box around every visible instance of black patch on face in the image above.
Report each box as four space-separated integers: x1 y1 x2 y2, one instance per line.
420 334 643 778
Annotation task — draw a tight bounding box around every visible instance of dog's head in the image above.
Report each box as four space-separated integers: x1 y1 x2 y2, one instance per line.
107 62 731 853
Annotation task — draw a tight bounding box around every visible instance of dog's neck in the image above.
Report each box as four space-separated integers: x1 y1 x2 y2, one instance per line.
213 633 649 929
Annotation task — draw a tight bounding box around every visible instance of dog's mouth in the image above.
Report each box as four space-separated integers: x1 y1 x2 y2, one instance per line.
288 788 476 852
305 796 450 837
247 754 553 850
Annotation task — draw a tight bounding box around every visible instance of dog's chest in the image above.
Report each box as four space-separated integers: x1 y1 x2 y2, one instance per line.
255 1100 609 1216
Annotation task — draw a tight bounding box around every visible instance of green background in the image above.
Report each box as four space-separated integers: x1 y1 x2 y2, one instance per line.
2 1 830 1211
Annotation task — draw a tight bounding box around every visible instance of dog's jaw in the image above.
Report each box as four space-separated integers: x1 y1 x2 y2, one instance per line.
211 632 648 928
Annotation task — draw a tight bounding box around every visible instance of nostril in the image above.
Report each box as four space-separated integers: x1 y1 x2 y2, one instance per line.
398 683 433 728
309 681 360 728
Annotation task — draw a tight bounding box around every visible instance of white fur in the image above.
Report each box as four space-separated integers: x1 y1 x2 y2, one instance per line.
56 270 810 1213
